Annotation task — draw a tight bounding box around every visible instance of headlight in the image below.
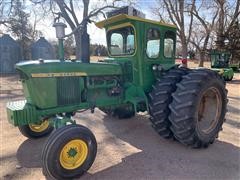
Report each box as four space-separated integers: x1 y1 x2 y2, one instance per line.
152 65 157 71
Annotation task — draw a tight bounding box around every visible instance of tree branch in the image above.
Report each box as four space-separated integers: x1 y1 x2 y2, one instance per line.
189 40 201 52
54 0 76 30
191 7 209 32
69 0 79 25
225 0 240 34
162 0 180 29
167 0 181 27
186 0 195 44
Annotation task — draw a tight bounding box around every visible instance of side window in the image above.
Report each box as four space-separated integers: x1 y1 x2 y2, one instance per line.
164 31 175 58
146 28 160 59
108 26 135 56
110 33 123 55
126 34 134 54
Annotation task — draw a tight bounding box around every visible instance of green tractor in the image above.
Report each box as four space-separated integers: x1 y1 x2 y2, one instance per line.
210 50 234 81
7 7 227 180
229 62 240 72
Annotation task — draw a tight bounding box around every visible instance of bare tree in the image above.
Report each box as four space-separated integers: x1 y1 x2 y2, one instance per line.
227 20 240 63
188 1 219 67
214 0 240 63
0 0 13 26
64 35 75 58
152 0 195 60
31 0 133 60
1 0 43 59
215 0 240 49
29 8 43 41
188 0 239 66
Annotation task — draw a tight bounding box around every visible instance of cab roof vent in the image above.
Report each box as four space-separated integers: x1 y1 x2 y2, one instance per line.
107 6 145 19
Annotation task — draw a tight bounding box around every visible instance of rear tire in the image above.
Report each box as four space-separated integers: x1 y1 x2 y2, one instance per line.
148 68 188 139
42 124 97 180
18 120 53 138
169 69 227 148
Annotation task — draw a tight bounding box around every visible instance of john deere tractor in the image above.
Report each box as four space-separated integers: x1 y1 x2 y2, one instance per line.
210 50 234 81
6 7 227 180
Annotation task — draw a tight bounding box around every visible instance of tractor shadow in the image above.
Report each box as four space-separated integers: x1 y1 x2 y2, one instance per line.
16 111 240 180
82 113 240 180
227 79 240 84
16 137 47 168
227 73 240 84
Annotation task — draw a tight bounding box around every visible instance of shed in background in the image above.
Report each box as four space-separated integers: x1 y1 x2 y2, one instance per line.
31 37 55 60
0 34 21 73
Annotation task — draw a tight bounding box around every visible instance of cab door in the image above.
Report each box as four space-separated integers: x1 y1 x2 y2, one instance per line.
142 26 162 92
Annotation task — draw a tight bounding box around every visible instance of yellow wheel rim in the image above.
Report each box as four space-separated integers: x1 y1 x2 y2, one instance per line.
60 139 88 170
29 120 49 132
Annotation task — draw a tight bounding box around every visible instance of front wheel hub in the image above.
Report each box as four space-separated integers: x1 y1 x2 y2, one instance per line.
60 139 88 170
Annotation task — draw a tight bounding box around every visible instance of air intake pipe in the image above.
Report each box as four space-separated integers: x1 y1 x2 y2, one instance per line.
80 24 90 63
53 20 90 63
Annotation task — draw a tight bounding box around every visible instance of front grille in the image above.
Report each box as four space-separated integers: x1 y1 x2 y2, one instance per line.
57 77 81 106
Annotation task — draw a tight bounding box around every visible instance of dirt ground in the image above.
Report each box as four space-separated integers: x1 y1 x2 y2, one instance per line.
0 63 239 180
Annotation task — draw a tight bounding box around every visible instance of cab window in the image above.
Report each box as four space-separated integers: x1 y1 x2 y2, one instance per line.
107 26 135 56
146 28 160 59
164 31 175 58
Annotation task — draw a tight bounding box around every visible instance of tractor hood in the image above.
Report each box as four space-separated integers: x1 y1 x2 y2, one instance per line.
16 60 122 78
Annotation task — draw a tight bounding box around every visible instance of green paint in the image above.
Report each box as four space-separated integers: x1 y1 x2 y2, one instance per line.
58 39 64 61
7 15 177 127
52 116 76 129
68 148 78 158
210 50 234 80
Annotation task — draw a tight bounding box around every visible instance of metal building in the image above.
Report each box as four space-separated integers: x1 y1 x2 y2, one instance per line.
31 37 55 60
0 34 21 73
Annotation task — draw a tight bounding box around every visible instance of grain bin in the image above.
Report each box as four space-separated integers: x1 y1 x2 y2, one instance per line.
31 37 55 60
0 34 21 73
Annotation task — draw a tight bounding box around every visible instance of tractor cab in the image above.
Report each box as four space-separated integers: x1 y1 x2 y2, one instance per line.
210 50 234 81
95 7 177 92
210 50 231 68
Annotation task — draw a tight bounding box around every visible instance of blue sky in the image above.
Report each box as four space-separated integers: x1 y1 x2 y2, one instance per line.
29 1 154 45
1 0 181 45
87 0 159 45
0 0 160 45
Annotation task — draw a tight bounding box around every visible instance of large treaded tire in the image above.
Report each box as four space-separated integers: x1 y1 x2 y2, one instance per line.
169 69 227 148
18 120 53 139
42 124 97 180
149 68 188 139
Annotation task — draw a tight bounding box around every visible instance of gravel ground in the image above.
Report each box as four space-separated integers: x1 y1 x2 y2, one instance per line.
0 72 239 180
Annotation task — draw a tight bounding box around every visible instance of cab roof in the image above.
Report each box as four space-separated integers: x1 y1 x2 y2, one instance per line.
95 14 177 29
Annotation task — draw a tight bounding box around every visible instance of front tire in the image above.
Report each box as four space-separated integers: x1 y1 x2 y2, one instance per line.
42 124 97 180
169 69 227 148
18 119 53 138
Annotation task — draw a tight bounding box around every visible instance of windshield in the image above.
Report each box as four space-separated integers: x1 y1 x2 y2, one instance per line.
107 26 135 56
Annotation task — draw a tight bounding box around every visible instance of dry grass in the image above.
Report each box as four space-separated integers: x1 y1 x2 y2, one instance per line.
90 56 106 62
